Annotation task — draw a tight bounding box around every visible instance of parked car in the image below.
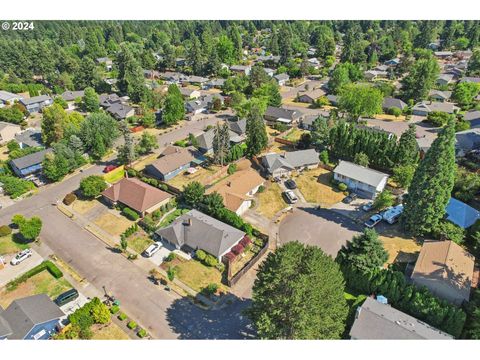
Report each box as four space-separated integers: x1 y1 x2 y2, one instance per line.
144 242 163 257
283 190 298 204
103 165 117 173
362 202 373 212
342 193 358 204
382 204 404 224
55 288 79 307
364 214 382 228
284 179 297 189
10 249 33 265
273 176 282 183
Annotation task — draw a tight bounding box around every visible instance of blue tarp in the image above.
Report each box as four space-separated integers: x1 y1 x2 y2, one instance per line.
445 198 480 229
376 295 388 304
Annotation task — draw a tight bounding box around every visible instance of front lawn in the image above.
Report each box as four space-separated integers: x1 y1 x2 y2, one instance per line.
128 234 154 254
256 182 287 219
94 212 133 237
103 165 125 184
71 198 99 215
0 271 72 308
91 322 130 340
292 167 345 206
379 226 422 265
0 234 29 255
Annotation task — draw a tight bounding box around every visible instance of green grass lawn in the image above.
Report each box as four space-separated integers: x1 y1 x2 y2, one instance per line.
128 235 154 254
0 234 29 255
158 208 190 228
103 165 125 184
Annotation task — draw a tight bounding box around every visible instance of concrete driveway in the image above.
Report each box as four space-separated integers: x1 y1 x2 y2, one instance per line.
147 246 171 266
278 207 361 257
0 249 44 287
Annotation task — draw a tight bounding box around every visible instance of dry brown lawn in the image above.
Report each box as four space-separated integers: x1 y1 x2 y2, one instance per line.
131 153 158 171
0 145 9 161
256 182 287 219
373 114 407 121
94 212 133 237
167 164 223 189
292 167 345 206
71 199 99 215
91 322 130 340
379 226 422 265
283 127 308 142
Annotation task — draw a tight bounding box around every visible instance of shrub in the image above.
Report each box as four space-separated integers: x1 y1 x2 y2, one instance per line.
0 225 12 236
137 328 148 338
110 305 120 314
202 283 218 296
122 207 140 221
319 150 329 165
240 236 252 247
79 175 107 198
337 182 348 191
195 249 206 261
223 252 236 262
253 238 264 247
160 184 168 191
127 321 137 330
45 261 63 279
215 263 226 272
165 252 176 262
227 163 237 175
118 312 127 321
231 244 244 255
257 185 265 193
63 192 77 205
432 220 465 245
204 254 218 267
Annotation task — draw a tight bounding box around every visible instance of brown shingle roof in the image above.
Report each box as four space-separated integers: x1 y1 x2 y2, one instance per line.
102 178 172 213
148 146 196 175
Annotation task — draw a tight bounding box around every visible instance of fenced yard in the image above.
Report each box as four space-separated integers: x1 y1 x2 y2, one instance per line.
166 163 223 189
256 182 287 219
292 167 345 206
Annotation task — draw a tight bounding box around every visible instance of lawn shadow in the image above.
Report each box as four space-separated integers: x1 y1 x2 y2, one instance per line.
298 207 363 233
106 246 122 254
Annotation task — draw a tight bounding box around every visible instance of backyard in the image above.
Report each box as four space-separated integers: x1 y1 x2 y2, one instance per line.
282 127 308 142
256 182 287 219
158 208 190 228
166 163 223 189
0 270 72 308
0 234 29 255
292 167 345 206
379 226 422 265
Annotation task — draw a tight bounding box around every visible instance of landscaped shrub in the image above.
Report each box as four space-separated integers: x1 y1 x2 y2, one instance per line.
202 283 218 296
223 252 236 263
63 192 77 205
231 244 244 255
127 321 137 330
137 328 148 338
165 252 176 262
110 305 120 314
338 182 348 191
0 225 12 236
118 312 127 321
204 254 218 267
195 249 206 261
240 236 252 247
257 185 265 193
253 238 264 247
215 263 225 272
122 207 140 221
227 163 237 175
45 261 63 279
160 184 168 191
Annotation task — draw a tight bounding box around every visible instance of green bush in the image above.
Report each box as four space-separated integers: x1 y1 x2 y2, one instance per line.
165 252 176 262
227 163 237 175
118 312 127 321
257 185 265 193
0 225 12 236
202 283 218 296
204 254 218 267
215 263 225 272
127 321 137 330
195 249 206 261
122 207 140 221
63 192 77 205
7 260 63 290
45 261 63 279
137 328 148 338
337 182 348 191
110 305 120 314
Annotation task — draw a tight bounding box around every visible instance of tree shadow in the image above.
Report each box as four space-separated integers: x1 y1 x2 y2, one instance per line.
106 246 122 254
166 295 255 339
298 207 362 233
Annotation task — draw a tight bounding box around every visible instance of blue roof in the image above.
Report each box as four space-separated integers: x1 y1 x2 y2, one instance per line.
445 198 480 229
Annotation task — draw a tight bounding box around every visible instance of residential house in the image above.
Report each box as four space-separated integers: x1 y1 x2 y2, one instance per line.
227 118 247 137
436 73 455 86
179 87 201 99
308 58 321 69
428 89 452 102
19 95 53 114
14 129 43 149
184 75 209 87
464 110 480 128
264 106 301 126
412 101 459 116
161 71 187 84
0 122 22 145
349 297 452 339
262 149 320 177
364 70 388 81
145 146 205 181
101 177 172 217
9 149 52 178
297 89 325 104
106 103 135 120
256 55 280 64
175 58 186 67
299 112 329 130
411 240 475 305
206 169 265 215
96 57 113 71
143 69 161 79
99 93 122 108
445 197 480 229
434 51 454 59
195 127 243 154
0 90 23 107
203 78 225 90
274 73 289 86
230 65 251 76
263 68 275 77
155 209 246 261
326 94 339 106
333 160 389 199
186 99 208 115
382 97 408 112
0 294 64 340
384 58 400 66
60 90 84 110
455 128 480 157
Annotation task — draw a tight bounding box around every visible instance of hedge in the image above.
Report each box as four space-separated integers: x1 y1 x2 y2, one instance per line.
122 207 140 221
118 313 127 321
137 328 148 338
340 264 466 337
127 321 137 329
7 260 63 290
110 305 120 314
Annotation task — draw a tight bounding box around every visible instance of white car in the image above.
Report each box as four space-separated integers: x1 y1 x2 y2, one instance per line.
283 190 298 204
364 214 382 228
10 249 33 265
144 242 162 257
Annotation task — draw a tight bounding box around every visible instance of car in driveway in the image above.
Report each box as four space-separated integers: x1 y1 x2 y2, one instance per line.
144 242 163 257
342 193 357 204
284 179 297 189
103 165 117 173
10 249 33 265
362 202 373 212
364 214 382 228
55 288 79 307
283 190 298 204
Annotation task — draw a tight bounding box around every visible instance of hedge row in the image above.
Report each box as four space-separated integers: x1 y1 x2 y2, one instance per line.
121 207 140 221
7 260 63 291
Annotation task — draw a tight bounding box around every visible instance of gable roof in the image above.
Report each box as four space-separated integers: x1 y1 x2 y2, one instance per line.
412 101 459 114
411 240 475 304
349 297 453 339
382 97 407 110
155 209 245 258
428 89 452 100
227 119 247 135
263 149 320 173
20 95 52 106
10 149 52 170
99 93 122 108
333 160 389 188
0 90 22 103
456 128 480 153
14 129 43 148
464 110 480 122
274 73 289 81
264 106 300 121
101 177 172 213
461 77 480 84
1 294 64 339
445 197 480 229
0 121 21 132
147 146 196 175
298 88 325 100
61 90 85 101
106 103 134 119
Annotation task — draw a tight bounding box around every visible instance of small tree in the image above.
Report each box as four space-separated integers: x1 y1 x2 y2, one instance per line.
120 236 128 253
14 215 42 241
393 164 416 189
80 175 107 198
181 181 205 207
353 152 369 167
373 190 395 211
167 266 176 282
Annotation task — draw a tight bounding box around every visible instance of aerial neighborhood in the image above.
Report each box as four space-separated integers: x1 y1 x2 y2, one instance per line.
1 19 480 341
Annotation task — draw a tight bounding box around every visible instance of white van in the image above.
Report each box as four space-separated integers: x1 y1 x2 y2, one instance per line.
382 205 404 224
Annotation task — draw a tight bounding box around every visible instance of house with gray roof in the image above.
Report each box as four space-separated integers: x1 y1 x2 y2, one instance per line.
297 89 325 104
428 89 452 102
412 101 459 116
19 95 53 114
460 77 480 84
195 127 244 154
155 209 246 261
455 128 480 157
274 73 289 86
227 118 247 136
262 149 320 177
10 148 52 178
15 129 43 149
0 90 23 106
264 106 301 125
106 103 135 120
436 73 455 86
96 57 113 70
99 93 122 108
229 65 251 76
464 110 480 128
60 90 85 110
203 78 226 90
184 75 209 86
349 297 453 339
382 97 408 112
0 294 64 340
300 112 329 130
333 160 389 199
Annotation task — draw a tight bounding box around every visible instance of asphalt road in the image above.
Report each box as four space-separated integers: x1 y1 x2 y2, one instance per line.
0 115 253 339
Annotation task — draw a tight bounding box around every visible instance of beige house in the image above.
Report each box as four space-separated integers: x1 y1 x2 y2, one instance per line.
411 240 475 305
0 122 22 145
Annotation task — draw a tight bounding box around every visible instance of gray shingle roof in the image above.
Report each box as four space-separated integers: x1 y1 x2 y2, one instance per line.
349 297 453 339
456 128 480 152
464 110 480 122
227 119 247 135
382 97 407 110
10 148 52 170
264 106 300 121
333 161 389 188
0 90 22 103
20 95 52 106
14 129 43 148
106 103 134 119
0 307 12 338
60 90 85 101
263 149 320 173
155 209 245 258
274 73 289 81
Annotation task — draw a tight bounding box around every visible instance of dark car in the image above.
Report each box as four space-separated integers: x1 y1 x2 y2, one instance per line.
55 288 79 307
342 193 357 204
284 179 297 189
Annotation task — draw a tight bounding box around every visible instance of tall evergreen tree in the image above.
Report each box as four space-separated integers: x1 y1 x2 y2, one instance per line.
402 119 456 235
117 45 146 103
162 84 185 125
401 56 439 102
117 121 136 165
212 122 230 166
245 105 268 157
395 124 420 166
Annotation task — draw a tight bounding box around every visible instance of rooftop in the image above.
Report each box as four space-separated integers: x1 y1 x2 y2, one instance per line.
333 160 389 188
